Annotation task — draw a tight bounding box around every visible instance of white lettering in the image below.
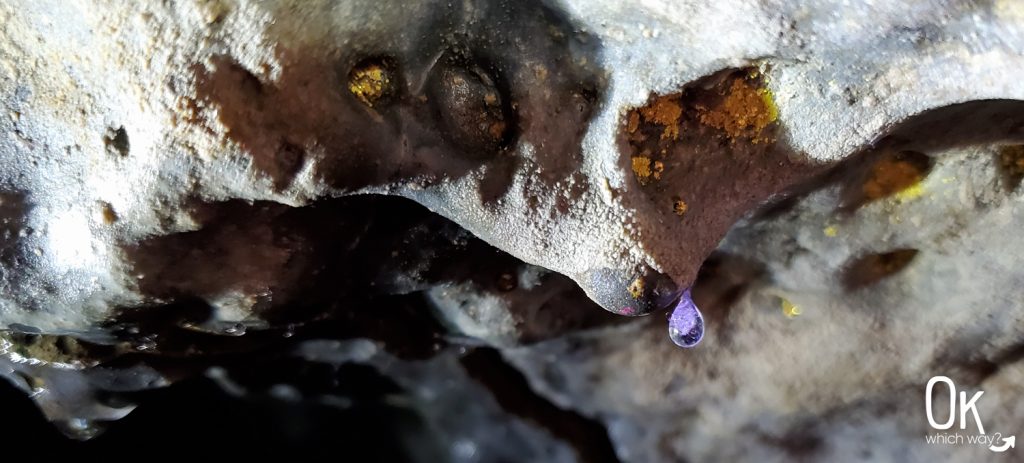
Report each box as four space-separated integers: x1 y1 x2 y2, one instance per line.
959 390 986 434
926 376 956 429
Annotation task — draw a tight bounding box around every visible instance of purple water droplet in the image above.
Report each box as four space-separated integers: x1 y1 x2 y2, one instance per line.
668 289 704 348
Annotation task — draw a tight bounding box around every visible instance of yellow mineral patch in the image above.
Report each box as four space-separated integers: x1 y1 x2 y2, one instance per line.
863 156 926 201
894 182 925 201
823 225 838 237
759 87 779 123
632 156 653 184
0 332 92 366
348 62 390 107
622 68 780 191
781 298 801 318
697 75 777 143
673 199 688 216
638 95 682 140
628 277 645 299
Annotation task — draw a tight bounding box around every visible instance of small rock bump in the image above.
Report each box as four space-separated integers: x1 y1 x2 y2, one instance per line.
103 126 130 156
98 202 117 224
672 198 688 216
586 266 681 316
428 57 511 156
628 277 644 299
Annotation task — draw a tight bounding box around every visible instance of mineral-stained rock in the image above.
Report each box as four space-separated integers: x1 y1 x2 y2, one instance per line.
1 0 1024 461
503 136 1024 462
3 0 1023 329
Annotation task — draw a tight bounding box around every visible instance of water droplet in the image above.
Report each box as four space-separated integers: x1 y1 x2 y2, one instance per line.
224 323 246 336
57 418 101 440
452 438 478 461
668 289 704 348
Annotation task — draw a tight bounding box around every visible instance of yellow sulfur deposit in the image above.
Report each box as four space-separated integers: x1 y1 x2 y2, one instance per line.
638 95 683 140
697 75 778 144
348 62 390 107
632 156 653 184
781 298 801 318
863 156 927 201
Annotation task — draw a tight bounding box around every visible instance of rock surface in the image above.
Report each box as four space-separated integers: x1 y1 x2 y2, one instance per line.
505 136 1024 462
1 0 1023 462
3 0 1023 327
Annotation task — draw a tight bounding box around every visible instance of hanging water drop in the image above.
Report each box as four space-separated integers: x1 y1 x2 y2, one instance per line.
668 289 704 348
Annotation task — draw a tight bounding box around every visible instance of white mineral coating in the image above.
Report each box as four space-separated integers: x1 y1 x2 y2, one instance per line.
2 0 1020 329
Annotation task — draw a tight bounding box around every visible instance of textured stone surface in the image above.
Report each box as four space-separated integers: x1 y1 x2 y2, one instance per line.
504 137 1024 462
1 0 1024 461
2 0 1023 329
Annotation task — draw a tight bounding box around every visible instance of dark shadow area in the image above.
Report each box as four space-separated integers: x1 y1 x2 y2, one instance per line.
2 194 623 458
119 195 617 347
841 249 919 291
0 191 28 270
996 144 1024 192
461 347 622 463
0 357 435 460
932 340 1024 387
